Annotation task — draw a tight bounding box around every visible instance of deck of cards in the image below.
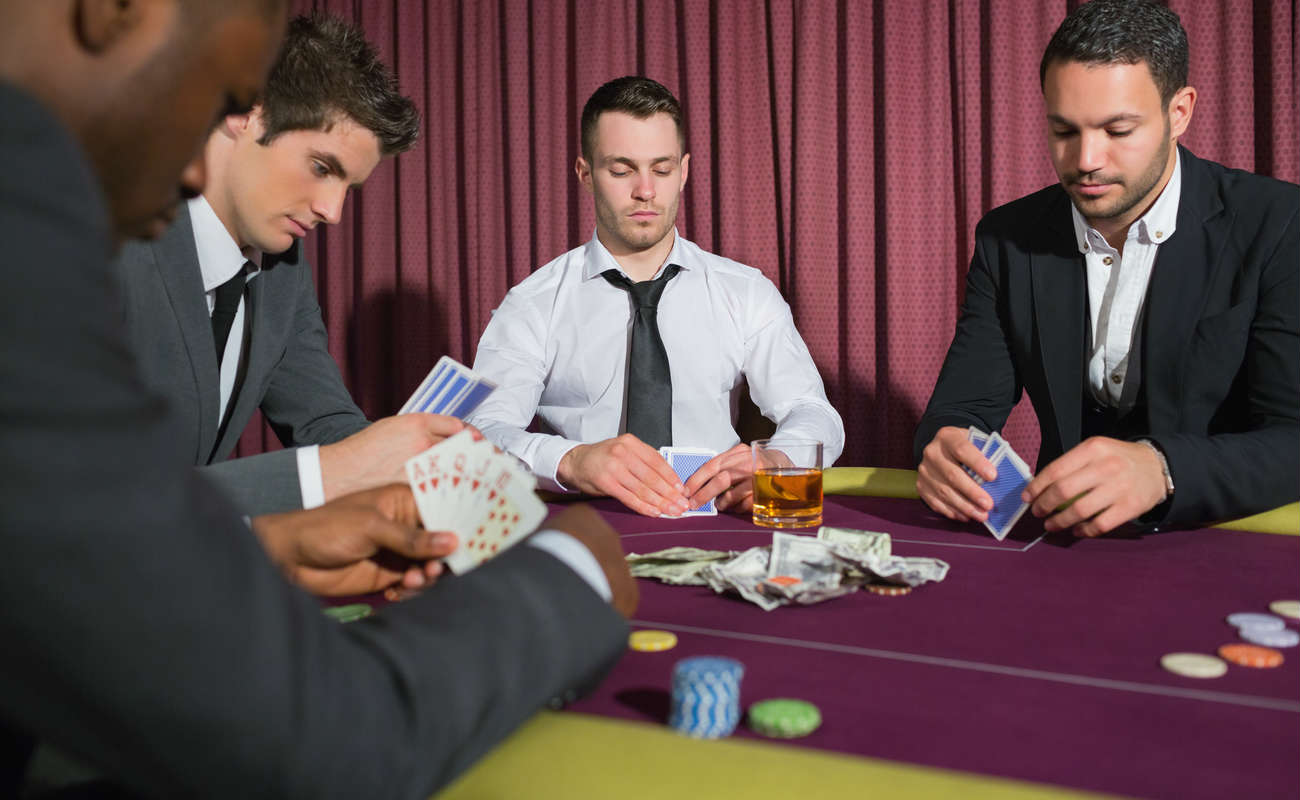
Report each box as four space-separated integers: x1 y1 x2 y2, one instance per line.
404 430 546 574
660 447 718 517
967 427 1033 541
399 356 496 418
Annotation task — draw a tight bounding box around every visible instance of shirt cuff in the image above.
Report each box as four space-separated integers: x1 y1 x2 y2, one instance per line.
526 529 612 602
532 439 582 493
296 445 326 510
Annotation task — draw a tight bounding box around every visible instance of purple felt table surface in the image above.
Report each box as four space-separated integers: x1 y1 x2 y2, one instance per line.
566 496 1300 800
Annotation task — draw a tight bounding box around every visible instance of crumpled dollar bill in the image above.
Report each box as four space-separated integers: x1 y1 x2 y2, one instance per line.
629 527 949 611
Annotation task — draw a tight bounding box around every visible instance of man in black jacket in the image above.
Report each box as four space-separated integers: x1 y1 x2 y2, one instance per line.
914 0 1298 536
0 1 634 797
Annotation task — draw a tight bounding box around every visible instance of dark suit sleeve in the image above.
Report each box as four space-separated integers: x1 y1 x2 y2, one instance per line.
913 220 1024 464
1149 200 1300 526
258 259 370 447
0 86 625 800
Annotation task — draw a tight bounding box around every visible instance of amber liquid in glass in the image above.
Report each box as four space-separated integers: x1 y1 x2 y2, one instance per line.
752 467 823 528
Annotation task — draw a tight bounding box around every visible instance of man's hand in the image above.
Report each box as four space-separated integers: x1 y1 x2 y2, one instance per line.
557 434 689 518
683 443 754 512
1022 437 1168 537
320 414 478 502
252 484 457 596
544 504 638 618
916 426 996 522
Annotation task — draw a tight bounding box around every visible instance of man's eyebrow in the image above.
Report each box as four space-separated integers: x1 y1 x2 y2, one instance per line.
603 155 679 167
1046 112 1144 126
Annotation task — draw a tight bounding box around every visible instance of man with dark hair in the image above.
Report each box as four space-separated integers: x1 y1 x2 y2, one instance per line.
469 76 844 517
0 1 634 796
915 0 1298 536
116 14 433 516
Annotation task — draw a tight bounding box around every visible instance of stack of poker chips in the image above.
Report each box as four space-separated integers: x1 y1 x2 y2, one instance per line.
669 657 744 738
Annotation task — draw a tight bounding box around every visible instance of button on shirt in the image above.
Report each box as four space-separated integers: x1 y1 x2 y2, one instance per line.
469 231 846 491
1071 150 1182 407
187 197 326 509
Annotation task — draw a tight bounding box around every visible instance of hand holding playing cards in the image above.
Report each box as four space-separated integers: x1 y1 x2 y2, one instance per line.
1022 437 1168 537
252 484 457 597
683 444 754 512
557 434 689 518
544 504 639 618
320 413 477 502
917 426 997 522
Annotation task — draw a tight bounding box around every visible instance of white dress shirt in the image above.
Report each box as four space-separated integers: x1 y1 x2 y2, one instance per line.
1071 150 1182 408
188 197 326 509
469 230 845 490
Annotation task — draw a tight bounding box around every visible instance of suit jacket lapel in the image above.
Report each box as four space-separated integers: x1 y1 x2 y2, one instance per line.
151 208 222 458
1142 147 1228 432
1030 190 1086 452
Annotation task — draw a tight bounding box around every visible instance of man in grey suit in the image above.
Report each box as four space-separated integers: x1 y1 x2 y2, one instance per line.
117 15 446 515
0 1 635 797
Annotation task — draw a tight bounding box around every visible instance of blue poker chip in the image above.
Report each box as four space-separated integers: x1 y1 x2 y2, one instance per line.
669 656 744 739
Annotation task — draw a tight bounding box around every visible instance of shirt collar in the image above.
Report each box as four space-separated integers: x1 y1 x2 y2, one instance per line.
188 195 260 292
582 227 694 281
1069 148 1182 254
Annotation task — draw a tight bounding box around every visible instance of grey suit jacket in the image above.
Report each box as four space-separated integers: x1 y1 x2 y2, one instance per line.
1 80 626 800
915 147 1300 527
116 210 368 514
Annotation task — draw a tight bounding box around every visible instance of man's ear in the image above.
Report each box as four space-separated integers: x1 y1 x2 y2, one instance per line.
220 105 264 141
575 155 593 194
74 0 146 54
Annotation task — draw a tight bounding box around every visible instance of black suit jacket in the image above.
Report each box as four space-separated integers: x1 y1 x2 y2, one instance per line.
915 147 1299 527
0 82 625 799
115 212 369 514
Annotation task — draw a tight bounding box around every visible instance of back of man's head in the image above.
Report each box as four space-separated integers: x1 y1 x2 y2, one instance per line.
257 15 419 157
1039 0 1189 106
580 76 684 162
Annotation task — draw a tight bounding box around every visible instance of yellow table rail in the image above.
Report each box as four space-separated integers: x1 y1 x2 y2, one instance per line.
435 711 1110 799
822 467 1299 536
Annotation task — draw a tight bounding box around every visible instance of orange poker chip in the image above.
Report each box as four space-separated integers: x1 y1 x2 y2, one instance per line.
867 584 912 596
1218 643 1284 668
768 576 801 586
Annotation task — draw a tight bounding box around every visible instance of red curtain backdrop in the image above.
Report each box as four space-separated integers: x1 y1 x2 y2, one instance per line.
239 0 1299 469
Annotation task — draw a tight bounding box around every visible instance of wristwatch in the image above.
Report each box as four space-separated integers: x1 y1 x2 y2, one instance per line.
1137 439 1175 500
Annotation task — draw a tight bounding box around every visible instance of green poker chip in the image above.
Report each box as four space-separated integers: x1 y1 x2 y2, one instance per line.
323 603 373 623
746 698 822 738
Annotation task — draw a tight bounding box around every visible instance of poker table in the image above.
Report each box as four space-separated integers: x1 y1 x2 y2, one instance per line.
436 471 1299 799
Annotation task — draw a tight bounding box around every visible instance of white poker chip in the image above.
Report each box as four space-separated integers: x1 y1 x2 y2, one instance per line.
1240 627 1300 649
1160 652 1228 679
1226 612 1285 631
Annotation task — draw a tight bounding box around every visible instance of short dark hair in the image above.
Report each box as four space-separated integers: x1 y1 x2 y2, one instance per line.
1039 0 1189 106
258 15 419 156
580 76 684 161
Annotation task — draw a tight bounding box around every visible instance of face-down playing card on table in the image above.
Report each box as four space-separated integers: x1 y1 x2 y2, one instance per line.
398 355 497 419
404 431 547 573
660 447 718 517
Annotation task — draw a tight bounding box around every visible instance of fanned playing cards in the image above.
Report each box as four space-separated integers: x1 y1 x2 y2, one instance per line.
404 431 546 573
399 356 496 418
967 428 1033 541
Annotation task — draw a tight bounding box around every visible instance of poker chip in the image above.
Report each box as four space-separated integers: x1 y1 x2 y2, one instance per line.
747 698 822 738
1269 600 1300 620
1159 652 1227 679
867 584 912 596
629 630 678 652
669 657 744 739
1225 612 1284 631
768 576 801 586
323 603 372 623
1239 627 1300 649
1218 643 1284 668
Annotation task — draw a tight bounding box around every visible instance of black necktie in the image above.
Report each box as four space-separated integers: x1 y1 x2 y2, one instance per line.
601 265 682 448
211 265 248 364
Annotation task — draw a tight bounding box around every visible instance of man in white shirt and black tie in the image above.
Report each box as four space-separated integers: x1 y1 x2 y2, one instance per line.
469 76 845 518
